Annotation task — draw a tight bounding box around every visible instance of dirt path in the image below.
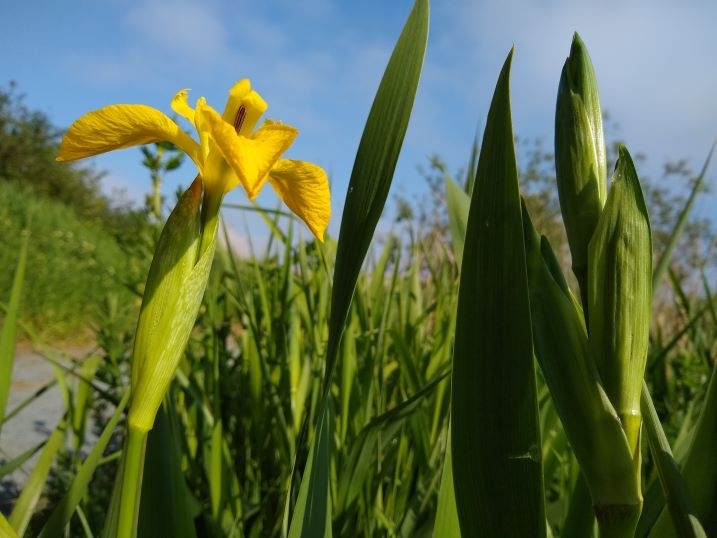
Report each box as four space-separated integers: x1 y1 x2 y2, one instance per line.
1 346 92 514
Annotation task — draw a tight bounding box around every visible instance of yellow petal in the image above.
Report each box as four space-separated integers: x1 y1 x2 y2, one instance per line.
57 104 201 167
268 159 331 241
200 107 297 197
221 79 267 136
171 89 196 124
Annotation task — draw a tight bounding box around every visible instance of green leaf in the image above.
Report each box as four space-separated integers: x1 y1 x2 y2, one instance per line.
652 142 715 290
288 403 332 538
137 403 197 538
336 372 446 512
433 423 460 538
649 360 717 537
444 173 471 268
38 391 129 538
640 382 706 537
0 513 18 538
451 49 545 537
324 0 429 387
0 440 44 480
289 2 429 534
0 232 28 435
8 421 65 535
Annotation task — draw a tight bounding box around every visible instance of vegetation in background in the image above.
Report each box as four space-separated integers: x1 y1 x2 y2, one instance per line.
1 4 716 538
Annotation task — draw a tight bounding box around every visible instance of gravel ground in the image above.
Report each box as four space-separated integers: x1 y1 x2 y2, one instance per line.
0 347 88 515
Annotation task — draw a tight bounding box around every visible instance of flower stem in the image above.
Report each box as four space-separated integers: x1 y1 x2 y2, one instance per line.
595 502 641 538
116 425 148 538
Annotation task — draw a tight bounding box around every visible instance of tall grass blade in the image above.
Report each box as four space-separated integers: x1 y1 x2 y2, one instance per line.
289 2 429 534
648 358 717 537
639 382 706 538
652 142 715 290
38 390 129 538
0 513 18 538
336 372 446 512
433 424 460 538
451 49 545 537
137 403 197 538
0 233 29 435
324 0 429 387
0 440 44 480
444 173 470 268
288 404 332 538
8 421 65 535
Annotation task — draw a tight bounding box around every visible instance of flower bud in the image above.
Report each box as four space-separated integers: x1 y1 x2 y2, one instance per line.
555 33 607 301
128 177 215 432
588 145 652 457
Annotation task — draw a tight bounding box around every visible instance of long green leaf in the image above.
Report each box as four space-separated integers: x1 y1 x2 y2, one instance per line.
649 359 717 537
652 142 715 290
444 173 470 268
288 403 332 538
0 233 29 435
0 513 18 538
288 2 429 535
38 390 130 538
336 372 446 512
0 440 44 480
433 423 460 538
451 49 545 537
137 403 197 538
324 0 429 388
8 421 65 535
640 382 706 537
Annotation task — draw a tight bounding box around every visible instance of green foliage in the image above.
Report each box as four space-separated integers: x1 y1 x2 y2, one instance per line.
451 49 545 537
2 14 716 538
0 181 138 339
0 82 107 221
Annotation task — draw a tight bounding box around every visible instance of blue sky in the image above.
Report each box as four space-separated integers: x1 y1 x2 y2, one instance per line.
3 0 716 251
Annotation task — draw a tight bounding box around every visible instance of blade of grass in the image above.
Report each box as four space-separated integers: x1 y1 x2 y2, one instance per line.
433 423 460 538
324 0 429 389
38 390 129 538
0 513 18 538
288 403 332 538
8 421 65 535
0 440 44 479
648 357 717 537
288 2 429 535
0 232 29 436
451 49 545 537
137 403 197 538
639 382 706 537
444 173 470 268
652 142 715 290
335 372 447 513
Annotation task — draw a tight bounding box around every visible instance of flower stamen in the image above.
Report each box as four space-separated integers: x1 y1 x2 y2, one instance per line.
233 105 247 133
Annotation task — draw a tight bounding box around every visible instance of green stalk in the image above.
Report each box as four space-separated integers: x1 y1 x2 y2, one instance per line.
199 182 223 258
116 425 149 538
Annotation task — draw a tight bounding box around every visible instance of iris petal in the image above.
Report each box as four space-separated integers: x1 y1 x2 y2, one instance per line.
268 159 331 241
201 107 298 197
57 104 201 167
171 89 196 125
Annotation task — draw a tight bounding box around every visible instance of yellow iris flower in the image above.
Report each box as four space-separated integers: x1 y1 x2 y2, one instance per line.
57 79 330 240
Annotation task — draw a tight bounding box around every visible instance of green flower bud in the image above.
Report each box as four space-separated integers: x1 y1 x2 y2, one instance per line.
555 33 607 303
129 177 216 432
588 145 652 457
